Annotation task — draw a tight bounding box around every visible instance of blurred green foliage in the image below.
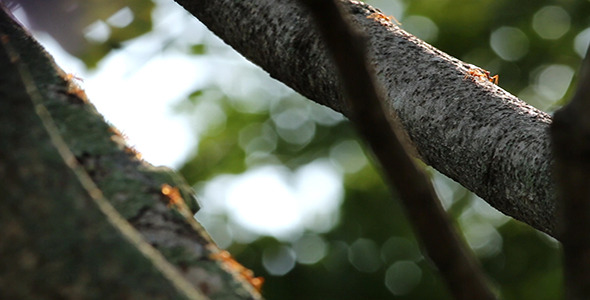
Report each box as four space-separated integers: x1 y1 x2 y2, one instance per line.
81 0 154 67
19 0 589 298
13 0 155 68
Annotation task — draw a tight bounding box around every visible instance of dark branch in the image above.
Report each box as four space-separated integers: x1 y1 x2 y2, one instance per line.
551 43 590 300
297 0 497 299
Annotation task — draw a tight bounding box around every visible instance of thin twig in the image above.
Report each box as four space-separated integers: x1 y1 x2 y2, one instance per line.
297 0 497 299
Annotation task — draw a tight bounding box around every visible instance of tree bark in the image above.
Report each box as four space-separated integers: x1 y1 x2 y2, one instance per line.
0 5 261 300
173 0 556 236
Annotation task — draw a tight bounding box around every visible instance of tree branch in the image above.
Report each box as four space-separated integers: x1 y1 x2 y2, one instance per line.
0 5 262 299
297 0 497 299
0 13 204 300
551 43 590 299
173 0 556 236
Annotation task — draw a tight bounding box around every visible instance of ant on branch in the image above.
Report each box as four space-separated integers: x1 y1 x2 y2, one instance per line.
464 67 499 85
367 12 401 25
210 250 264 293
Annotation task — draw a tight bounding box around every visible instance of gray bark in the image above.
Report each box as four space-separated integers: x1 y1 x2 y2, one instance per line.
173 0 556 236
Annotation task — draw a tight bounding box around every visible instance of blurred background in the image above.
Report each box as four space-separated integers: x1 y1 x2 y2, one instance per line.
6 0 590 298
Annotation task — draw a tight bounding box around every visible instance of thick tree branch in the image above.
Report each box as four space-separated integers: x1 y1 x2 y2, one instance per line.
173 0 555 236
551 44 590 299
0 14 203 300
0 5 262 299
298 0 497 299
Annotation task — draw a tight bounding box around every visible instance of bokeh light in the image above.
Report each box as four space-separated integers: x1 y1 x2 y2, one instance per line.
385 260 422 296
532 6 570 40
490 27 529 61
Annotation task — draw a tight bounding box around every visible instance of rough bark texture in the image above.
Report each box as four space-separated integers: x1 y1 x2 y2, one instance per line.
173 0 555 236
0 19 200 300
0 5 261 300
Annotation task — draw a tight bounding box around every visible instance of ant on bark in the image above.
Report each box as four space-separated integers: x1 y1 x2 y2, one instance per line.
464 67 499 85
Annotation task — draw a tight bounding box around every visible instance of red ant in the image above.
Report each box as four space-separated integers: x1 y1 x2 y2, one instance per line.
367 12 401 25
210 250 264 293
465 68 499 85
161 184 185 208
